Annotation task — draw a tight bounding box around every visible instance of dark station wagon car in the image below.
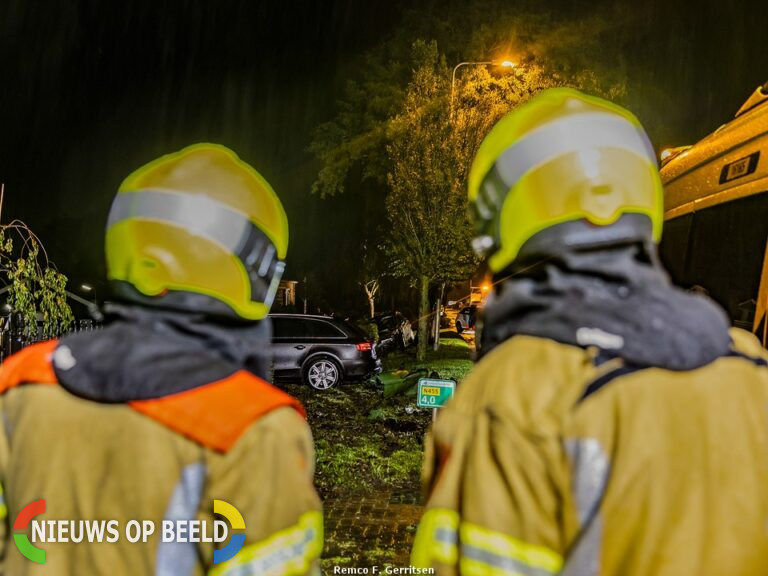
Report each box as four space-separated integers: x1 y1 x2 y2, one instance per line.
269 314 382 390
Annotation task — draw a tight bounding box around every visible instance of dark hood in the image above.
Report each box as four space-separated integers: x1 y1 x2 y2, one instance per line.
52 303 272 403
479 245 732 371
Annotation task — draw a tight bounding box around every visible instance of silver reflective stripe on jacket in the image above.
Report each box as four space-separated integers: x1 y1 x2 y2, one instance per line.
563 438 610 576
156 462 206 576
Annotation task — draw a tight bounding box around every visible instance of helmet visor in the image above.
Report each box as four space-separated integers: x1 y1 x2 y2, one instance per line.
236 223 286 309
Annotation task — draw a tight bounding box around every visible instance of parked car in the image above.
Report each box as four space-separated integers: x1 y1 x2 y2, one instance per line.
372 311 415 353
455 305 478 333
269 314 382 390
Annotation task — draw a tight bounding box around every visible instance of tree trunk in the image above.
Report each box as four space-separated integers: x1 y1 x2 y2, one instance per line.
417 275 430 362
362 280 379 319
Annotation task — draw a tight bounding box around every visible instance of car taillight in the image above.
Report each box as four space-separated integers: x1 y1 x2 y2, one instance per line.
356 342 372 352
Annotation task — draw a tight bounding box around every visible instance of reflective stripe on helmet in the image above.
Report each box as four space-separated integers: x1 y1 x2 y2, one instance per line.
468 89 664 273
475 113 657 223
259 260 285 310
108 189 284 306
107 189 251 253
472 112 659 264
496 112 655 189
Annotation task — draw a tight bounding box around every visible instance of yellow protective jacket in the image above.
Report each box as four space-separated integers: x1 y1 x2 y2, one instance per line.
0 340 322 576
412 329 768 575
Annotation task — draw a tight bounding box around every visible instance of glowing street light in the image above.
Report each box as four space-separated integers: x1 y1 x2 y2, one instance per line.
81 283 97 305
450 59 516 118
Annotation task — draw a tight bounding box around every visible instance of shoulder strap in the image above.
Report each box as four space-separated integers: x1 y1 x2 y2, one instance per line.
579 345 768 404
725 349 768 368
578 362 644 402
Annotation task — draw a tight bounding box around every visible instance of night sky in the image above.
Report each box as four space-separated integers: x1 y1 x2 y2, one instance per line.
1 0 767 305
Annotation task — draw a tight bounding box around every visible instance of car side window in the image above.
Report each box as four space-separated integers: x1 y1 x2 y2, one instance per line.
272 318 307 338
307 320 346 338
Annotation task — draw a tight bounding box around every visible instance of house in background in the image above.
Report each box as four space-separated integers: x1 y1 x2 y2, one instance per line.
276 279 298 308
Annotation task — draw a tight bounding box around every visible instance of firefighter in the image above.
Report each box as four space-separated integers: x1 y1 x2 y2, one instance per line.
412 88 768 575
0 144 322 575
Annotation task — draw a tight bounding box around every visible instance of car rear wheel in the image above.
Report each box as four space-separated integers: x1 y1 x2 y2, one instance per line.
303 357 342 390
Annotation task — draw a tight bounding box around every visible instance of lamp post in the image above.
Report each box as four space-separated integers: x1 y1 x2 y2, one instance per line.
78 283 104 324
450 60 515 118
81 283 96 304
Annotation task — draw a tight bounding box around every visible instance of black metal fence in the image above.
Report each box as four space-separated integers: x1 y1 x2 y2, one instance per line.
0 315 101 363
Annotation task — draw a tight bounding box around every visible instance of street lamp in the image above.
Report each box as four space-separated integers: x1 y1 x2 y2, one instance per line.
450 60 516 118
78 282 105 323
81 283 96 303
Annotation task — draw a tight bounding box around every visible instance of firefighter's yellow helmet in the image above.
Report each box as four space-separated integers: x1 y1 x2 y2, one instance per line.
468 88 663 272
105 143 288 320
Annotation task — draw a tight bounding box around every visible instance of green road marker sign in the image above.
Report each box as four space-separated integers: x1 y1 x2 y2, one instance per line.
417 378 456 409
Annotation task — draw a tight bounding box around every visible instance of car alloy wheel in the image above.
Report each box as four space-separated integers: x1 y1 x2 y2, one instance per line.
306 358 340 390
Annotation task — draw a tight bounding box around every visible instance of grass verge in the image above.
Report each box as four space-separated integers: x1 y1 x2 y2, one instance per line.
278 333 473 497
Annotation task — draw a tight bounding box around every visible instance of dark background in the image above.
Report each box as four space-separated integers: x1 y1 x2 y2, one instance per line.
1 0 767 307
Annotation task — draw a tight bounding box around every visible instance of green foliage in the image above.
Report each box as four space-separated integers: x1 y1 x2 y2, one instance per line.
383 39 626 289
381 334 472 391
378 370 427 399
384 40 479 289
310 3 629 200
385 448 424 485
308 44 414 199
0 221 73 338
314 437 377 491
356 319 379 343
367 407 388 422
310 4 629 353
314 432 423 491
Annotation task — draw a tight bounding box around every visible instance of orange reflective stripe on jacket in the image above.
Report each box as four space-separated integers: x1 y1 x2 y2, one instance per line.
0 340 305 452
0 340 58 392
130 370 305 452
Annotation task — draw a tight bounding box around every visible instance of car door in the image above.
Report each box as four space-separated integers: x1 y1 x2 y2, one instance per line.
270 317 309 379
